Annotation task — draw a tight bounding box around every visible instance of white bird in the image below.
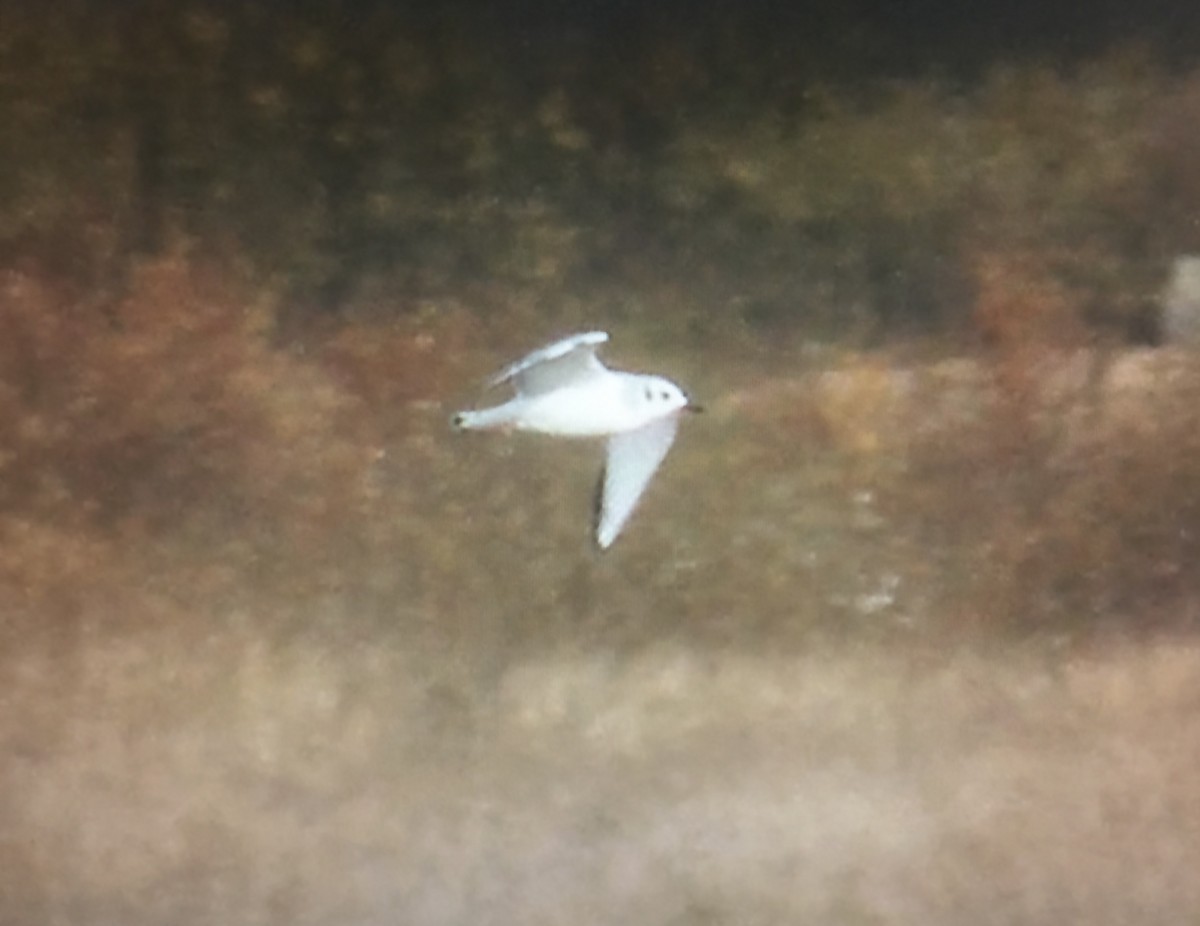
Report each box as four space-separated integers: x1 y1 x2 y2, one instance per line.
453 331 698 549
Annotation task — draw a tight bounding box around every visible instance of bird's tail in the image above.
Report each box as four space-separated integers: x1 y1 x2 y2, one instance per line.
451 407 513 431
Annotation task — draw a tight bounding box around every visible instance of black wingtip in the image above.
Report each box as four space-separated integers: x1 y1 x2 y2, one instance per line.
591 465 607 551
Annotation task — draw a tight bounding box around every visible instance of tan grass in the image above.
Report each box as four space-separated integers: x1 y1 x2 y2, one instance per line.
2 626 1198 925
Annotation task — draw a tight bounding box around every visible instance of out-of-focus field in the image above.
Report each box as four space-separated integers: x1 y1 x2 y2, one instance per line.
2 269 1200 922
3 596 1200 924
4 11 1200 919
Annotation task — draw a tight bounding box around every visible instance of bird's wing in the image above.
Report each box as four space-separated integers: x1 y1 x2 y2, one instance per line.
487 331 609 396
595 415 679 549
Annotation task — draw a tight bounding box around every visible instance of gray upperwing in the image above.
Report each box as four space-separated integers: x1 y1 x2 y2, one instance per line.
595 415 679 549
488 331 609 396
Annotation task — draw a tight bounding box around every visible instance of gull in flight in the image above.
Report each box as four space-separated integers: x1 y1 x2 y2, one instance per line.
453 331 698 549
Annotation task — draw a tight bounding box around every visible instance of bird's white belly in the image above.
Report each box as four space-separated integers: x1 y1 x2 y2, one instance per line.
515 380 648 437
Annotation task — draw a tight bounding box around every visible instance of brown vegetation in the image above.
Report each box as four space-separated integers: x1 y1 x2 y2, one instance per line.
3 244 1200 920
2 13 1200 921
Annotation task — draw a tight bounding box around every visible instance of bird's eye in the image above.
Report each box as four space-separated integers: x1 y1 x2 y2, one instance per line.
660 390 670 400
644 386 653 400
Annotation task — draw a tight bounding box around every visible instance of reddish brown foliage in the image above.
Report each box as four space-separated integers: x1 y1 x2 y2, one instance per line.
2 258 369 530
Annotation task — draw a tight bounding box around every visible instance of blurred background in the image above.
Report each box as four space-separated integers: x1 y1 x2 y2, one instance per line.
2 1 1200 923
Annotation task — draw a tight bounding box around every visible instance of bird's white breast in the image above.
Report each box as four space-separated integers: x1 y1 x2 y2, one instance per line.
513 373 667 437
